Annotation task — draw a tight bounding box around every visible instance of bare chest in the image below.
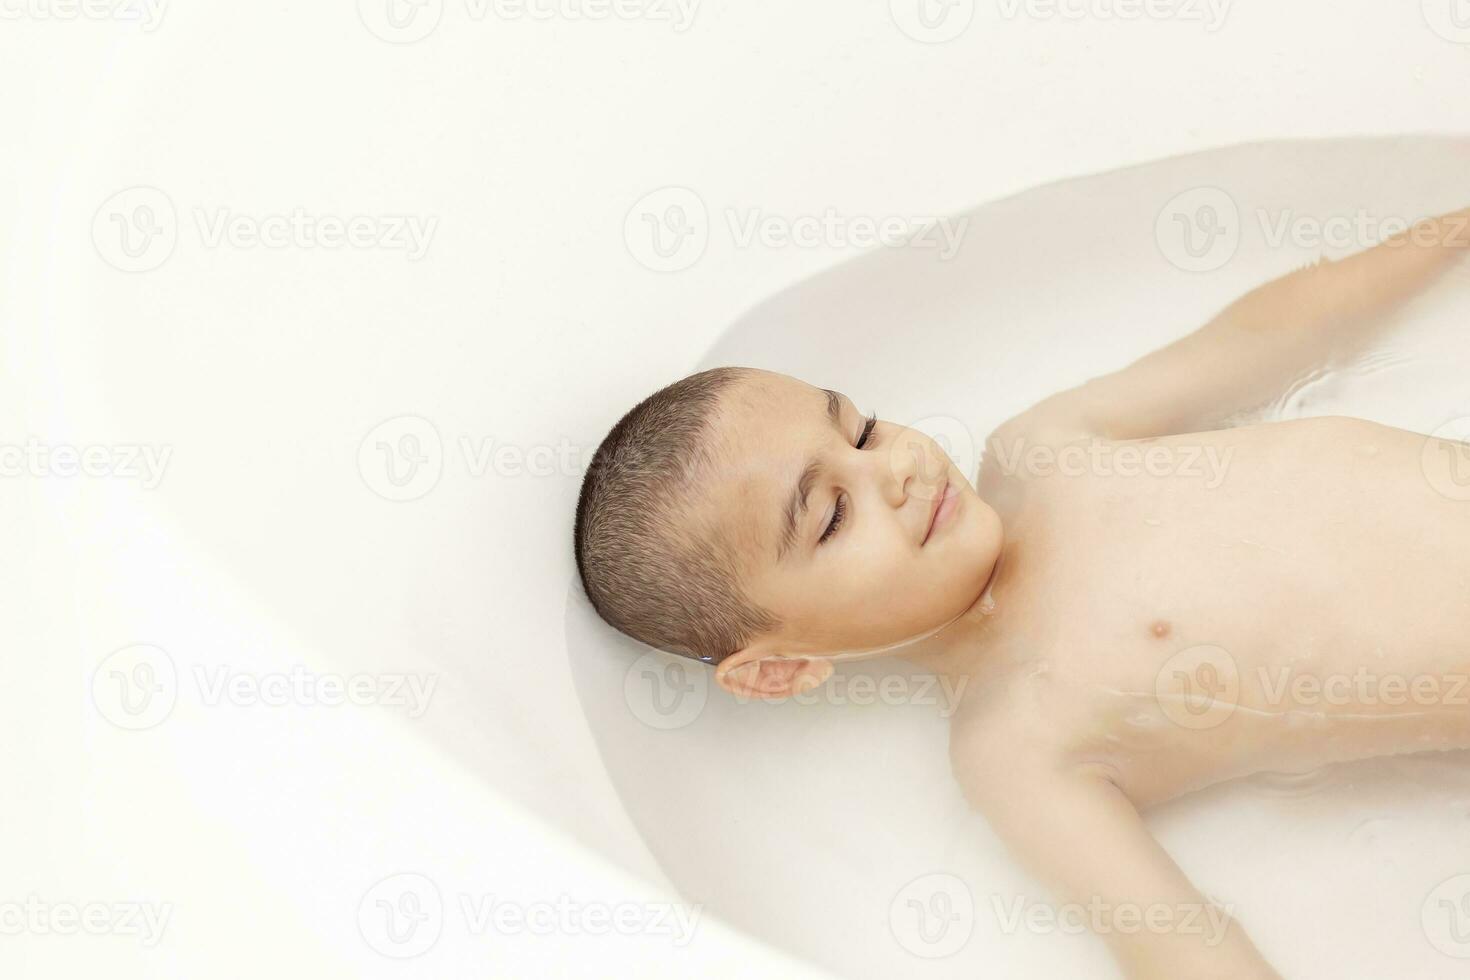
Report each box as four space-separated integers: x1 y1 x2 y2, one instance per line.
970 417 1470 804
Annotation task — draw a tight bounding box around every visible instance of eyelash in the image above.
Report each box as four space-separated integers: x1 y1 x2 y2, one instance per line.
818 414 878 545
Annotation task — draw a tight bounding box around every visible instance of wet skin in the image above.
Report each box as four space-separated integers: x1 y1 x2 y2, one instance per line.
712 210 1470 979
953 415 1470 811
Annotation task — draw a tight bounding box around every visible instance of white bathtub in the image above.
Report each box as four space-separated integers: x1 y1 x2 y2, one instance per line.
5 3 1470 977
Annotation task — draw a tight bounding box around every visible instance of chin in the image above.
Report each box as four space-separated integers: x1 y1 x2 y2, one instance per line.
955 508 1004 595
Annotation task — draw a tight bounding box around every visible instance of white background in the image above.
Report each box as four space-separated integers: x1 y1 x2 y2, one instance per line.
3 1 1470 976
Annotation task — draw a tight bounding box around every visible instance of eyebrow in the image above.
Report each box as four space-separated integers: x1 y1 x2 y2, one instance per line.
776 388 845 561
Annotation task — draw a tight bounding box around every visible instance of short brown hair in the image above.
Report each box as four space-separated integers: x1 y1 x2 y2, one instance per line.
574 367 777 664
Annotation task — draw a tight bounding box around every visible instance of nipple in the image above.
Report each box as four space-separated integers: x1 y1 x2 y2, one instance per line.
1150 620 1172 640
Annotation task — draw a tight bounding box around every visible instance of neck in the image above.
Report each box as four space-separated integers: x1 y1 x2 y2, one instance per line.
894 539 1016 689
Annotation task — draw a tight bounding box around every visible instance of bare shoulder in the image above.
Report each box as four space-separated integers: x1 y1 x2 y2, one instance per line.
946 680 1074 811
987 391 1104 451
976 396 1109 496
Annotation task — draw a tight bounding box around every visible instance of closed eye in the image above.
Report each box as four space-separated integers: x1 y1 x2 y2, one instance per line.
818 495 846 544
818 413 878 545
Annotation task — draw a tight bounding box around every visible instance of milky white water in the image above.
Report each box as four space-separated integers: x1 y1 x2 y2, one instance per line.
567 136 1470 979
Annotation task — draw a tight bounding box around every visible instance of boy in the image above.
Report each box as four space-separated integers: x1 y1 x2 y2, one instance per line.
574 208 1470 978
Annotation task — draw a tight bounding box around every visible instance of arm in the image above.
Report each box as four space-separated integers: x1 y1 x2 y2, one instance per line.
974 763 1282 980
1014 208 1470 442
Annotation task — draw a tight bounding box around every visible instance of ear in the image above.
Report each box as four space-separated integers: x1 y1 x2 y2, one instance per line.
715 643 834 701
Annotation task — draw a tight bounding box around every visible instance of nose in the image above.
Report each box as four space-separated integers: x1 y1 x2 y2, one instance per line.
878 427 930 508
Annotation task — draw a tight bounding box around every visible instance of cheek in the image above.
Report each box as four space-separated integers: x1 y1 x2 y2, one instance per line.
921 503 1001 593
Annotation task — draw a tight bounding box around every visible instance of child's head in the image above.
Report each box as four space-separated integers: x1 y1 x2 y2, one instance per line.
574 367 1003 696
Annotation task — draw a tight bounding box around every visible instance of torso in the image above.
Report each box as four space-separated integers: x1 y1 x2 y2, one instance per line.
952 415 1470 808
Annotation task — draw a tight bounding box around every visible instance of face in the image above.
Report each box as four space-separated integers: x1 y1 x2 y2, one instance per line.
694 371 1004 693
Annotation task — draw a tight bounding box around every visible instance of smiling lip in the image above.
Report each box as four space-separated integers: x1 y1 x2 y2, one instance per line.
922 479 952 546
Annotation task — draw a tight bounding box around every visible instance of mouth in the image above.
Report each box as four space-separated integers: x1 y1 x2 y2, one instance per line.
922 478 956 546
